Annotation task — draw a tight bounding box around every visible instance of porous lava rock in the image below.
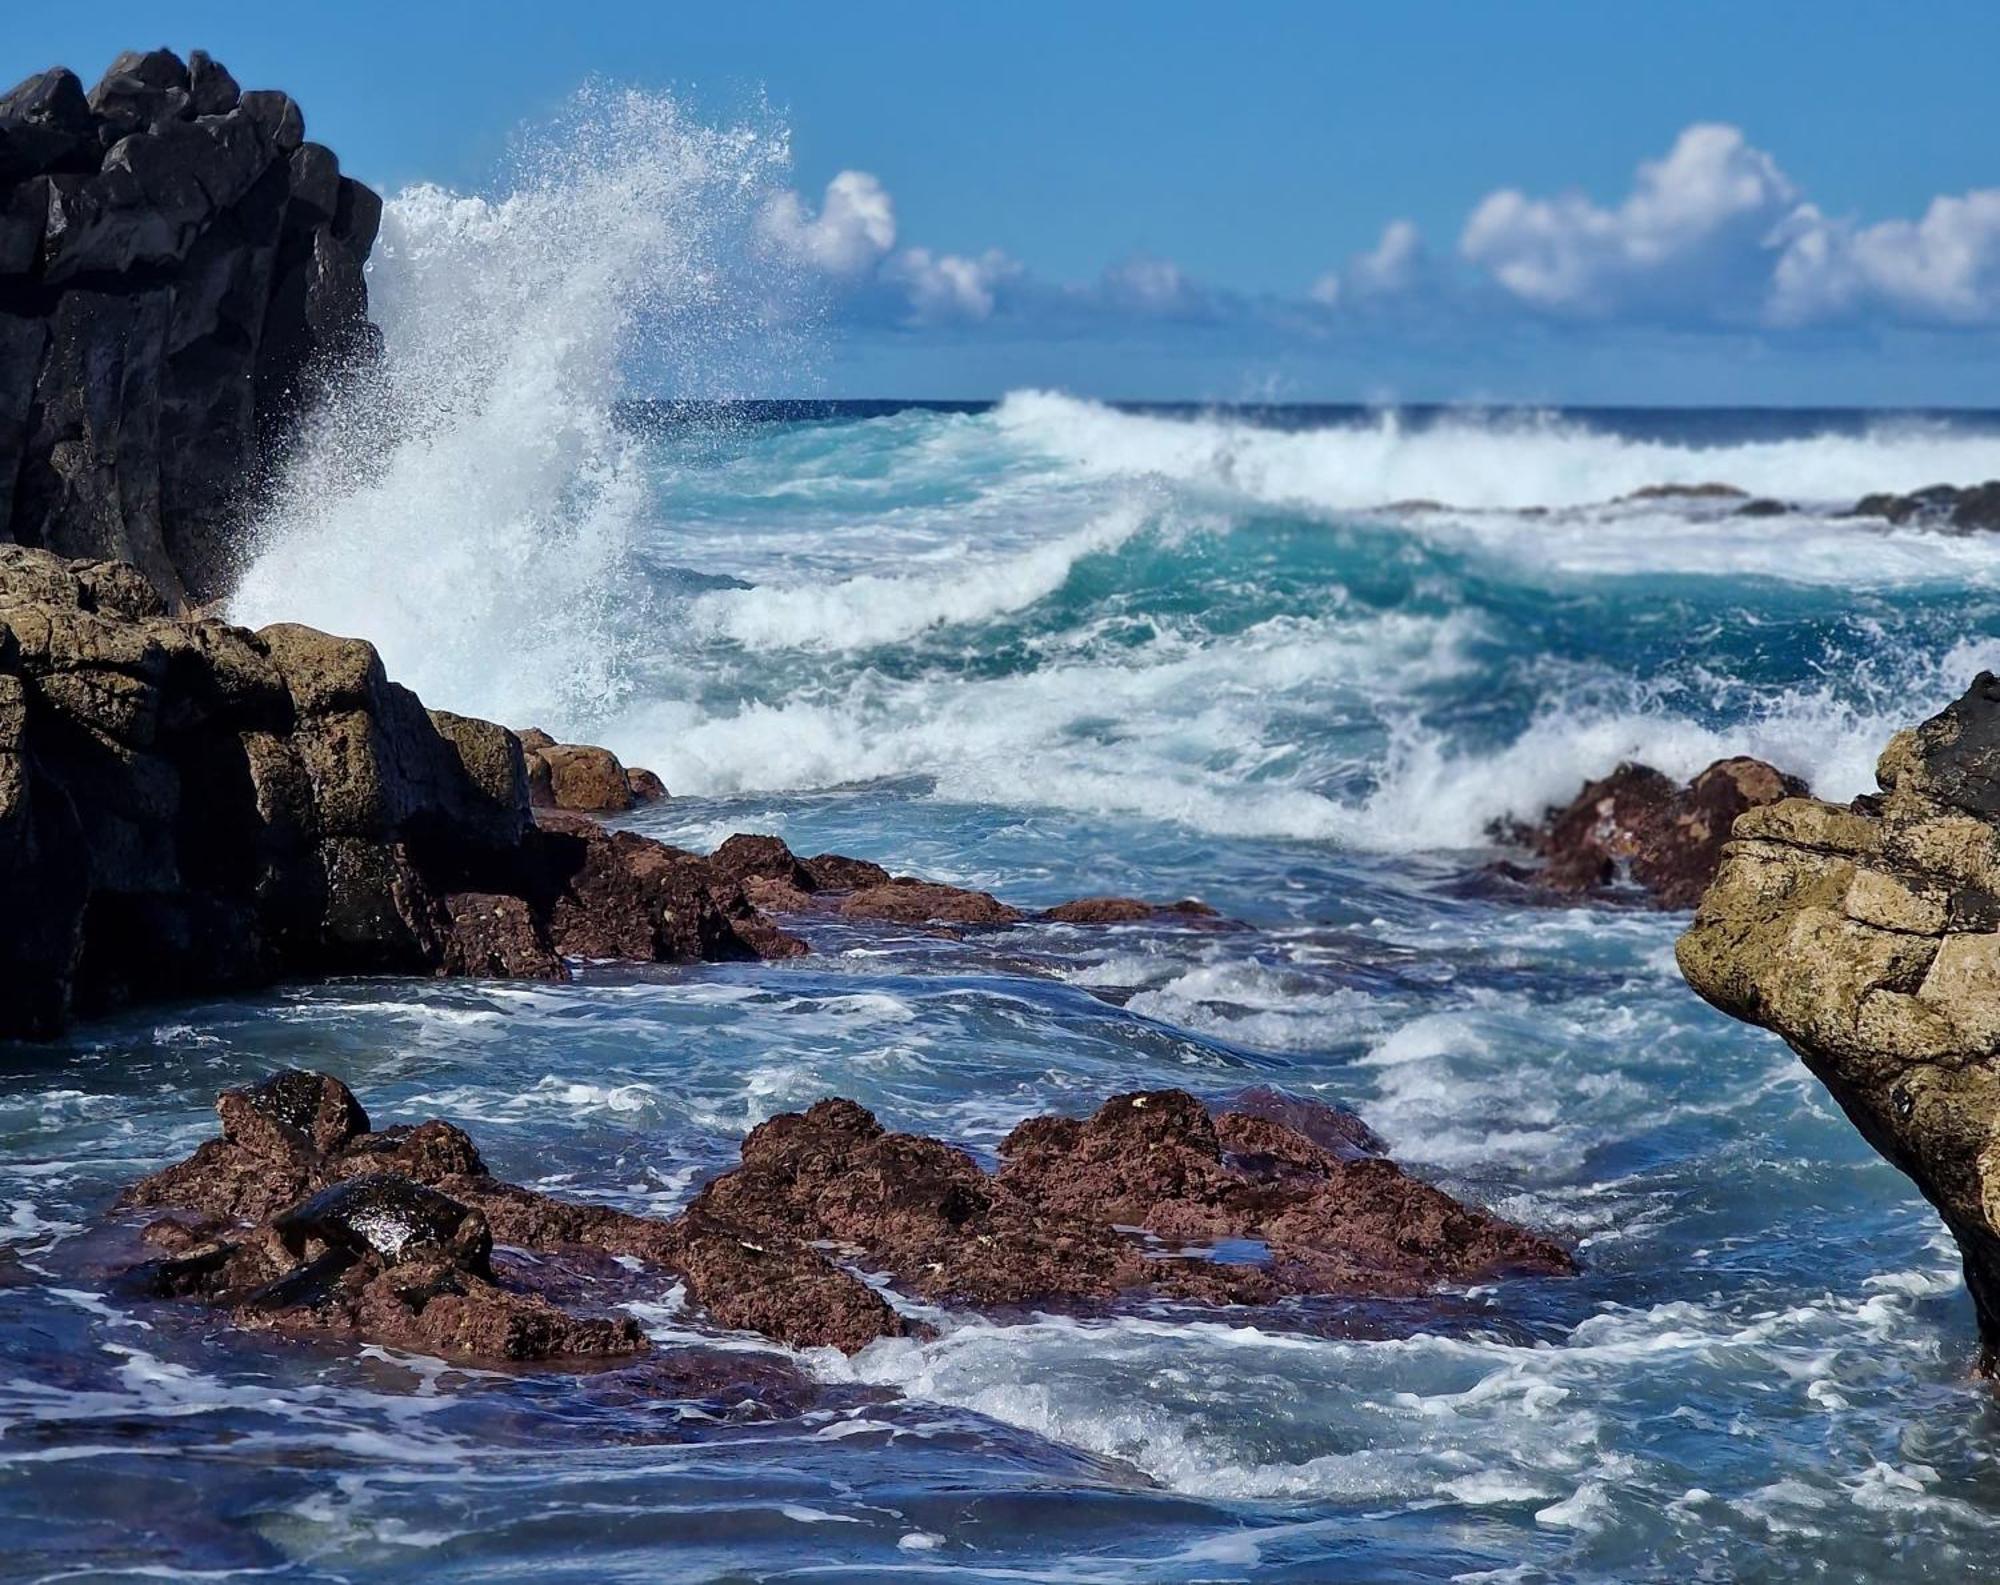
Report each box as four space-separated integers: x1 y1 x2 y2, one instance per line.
123 1070 909 1356
0 546 801 1037
1505 756 1808 908
686 1087 1572 1312
121 1070 1570 1362
1 50 381 608
1679 672 2000 1368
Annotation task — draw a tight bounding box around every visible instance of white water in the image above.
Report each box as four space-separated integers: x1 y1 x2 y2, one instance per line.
232 86 798 732
994 389 2000 512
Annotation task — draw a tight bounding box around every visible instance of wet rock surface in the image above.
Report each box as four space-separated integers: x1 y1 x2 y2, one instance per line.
706 831 1220 931
1678 672 2000 1367
119 1070 1571 1362
1500 756 1808 908
1850 481 2000 535
0 546 801 1038
1 51 380 608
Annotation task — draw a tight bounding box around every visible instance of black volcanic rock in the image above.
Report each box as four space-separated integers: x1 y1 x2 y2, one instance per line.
0 48 380 609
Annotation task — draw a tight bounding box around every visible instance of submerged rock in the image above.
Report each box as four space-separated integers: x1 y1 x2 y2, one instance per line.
1040 896 1221 924
0 547 802 1038
1504 756 1808 908
706 831 1221 930
0 51 380 609
120 1070 1569 1362
1850 482 2000 535
1677 672 2000 1368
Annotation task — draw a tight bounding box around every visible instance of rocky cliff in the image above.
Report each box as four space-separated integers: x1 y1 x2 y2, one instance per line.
0 545 800 1040
1678 674 2000 1365
1 49 377 608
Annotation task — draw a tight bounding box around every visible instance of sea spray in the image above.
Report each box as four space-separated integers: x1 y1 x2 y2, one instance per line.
232 85 804 735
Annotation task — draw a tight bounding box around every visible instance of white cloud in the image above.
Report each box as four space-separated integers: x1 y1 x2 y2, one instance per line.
1459 123 1797 315
1102 255 1201 313
759 170 896 277
1313 219 1425 306
762 133 2000 343
1771 189 2000 324
885 246 1021 321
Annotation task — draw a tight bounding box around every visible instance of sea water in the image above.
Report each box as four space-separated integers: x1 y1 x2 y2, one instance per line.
10 92 2000 1583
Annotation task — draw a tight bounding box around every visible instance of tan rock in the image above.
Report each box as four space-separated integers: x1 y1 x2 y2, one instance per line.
1677 668 2000 1367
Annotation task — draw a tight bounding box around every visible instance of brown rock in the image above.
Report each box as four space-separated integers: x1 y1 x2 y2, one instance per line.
1041 896 1221 924
802 852 893 891
840 878 1024 926
625 766 667 803
1512 755 1808 909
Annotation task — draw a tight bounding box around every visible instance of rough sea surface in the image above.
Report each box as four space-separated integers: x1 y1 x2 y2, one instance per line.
14 98 2000 1583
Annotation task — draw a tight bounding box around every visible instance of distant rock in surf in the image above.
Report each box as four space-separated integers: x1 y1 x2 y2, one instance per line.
708 830 1225 930
1849 481 2000 535
120 1071 1571 1361
1677 671 2000 1371
0 49 381 609
1616 482 1748 504
0 546 799 1039
1494 756 1808 909
515 726 666 813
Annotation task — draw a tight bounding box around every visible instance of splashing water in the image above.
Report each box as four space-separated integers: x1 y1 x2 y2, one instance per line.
232 86 802 734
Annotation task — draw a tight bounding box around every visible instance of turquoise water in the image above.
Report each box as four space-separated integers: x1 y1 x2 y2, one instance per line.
16 390 2000 1579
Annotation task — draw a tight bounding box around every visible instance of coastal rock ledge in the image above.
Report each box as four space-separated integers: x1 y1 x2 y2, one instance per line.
1678 673 2000 1367
0 545 801 1039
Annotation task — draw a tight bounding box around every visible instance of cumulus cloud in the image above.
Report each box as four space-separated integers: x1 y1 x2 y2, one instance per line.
1312 219 1425 306
1458 123 1797 317
770 138 2000 343
885 245 1022 321
1771 190 2000 324
759 170 896 277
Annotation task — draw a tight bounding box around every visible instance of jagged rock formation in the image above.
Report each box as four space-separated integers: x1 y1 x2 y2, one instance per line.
1678 674 2000 1365
122 1071 1572 1361
1502 756 1807 908
0 546 800 1039
1 49 378 608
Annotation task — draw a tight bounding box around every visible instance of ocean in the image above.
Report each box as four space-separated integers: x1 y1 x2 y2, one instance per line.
10 94 2000 1584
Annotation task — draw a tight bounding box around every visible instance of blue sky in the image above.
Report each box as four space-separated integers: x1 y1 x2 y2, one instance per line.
14 4 2000 403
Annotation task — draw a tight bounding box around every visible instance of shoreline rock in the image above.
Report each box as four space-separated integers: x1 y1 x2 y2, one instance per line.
1677 673 2000 1368
0 546 799 1038
119 1070 1571 1363
1 50 380 609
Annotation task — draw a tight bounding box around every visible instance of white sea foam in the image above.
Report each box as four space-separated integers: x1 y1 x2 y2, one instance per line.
994 389 2000 516
233 86 798 734
688 501 1148 650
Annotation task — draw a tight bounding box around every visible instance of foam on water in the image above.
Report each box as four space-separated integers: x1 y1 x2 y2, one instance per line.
994 389 2000 513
